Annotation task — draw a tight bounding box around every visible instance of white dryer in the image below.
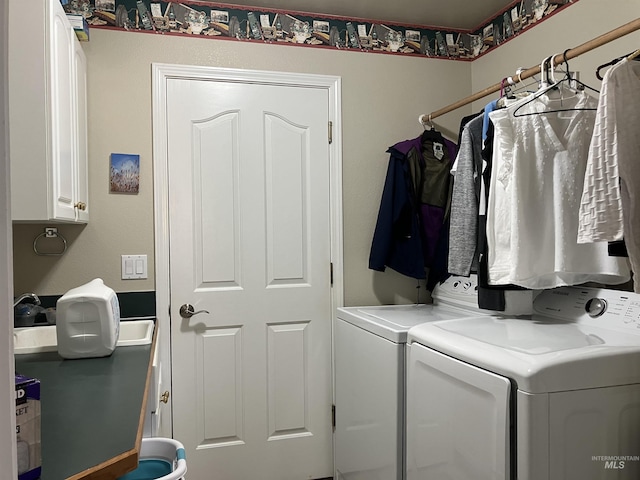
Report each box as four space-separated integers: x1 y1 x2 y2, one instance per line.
334 275 495 480
406 285 640 480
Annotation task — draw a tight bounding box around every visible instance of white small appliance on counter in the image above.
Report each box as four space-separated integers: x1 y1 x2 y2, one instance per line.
56 278 121 359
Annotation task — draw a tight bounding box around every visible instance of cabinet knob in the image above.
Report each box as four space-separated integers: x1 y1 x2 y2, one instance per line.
160 391 170 404
74 202 87 211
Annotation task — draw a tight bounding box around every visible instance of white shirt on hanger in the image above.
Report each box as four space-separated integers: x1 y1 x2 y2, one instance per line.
577 58 640 292
486 89 630 289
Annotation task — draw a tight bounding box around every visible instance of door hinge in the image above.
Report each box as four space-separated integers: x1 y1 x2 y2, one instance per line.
328 121 333 144
332 404 336 430
330 262 334 286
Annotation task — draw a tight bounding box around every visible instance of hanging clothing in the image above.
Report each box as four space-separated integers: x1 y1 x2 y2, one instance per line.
478 116 531 313
486 90 630 289
369 133 457 289
448 111 530 313
449 115 483 276
368 140 425 280
482 99 499 143
456 112 483 151
577 58 640 292
410 131 456 266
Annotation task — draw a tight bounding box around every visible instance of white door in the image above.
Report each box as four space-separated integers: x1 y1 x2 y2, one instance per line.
406 343 511 480
164 68 336 479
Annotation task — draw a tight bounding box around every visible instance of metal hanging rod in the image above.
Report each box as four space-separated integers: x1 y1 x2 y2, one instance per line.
419 17 640 125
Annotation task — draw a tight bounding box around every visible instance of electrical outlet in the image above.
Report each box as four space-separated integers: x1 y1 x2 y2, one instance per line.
121 255 148 280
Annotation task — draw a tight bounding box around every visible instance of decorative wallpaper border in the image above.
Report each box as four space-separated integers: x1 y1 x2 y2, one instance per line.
62 0 577 60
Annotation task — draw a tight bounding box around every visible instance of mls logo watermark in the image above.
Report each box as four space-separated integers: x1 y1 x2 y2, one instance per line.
592 455 640 470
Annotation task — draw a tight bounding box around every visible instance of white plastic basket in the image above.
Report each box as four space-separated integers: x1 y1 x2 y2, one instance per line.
118 437 187 480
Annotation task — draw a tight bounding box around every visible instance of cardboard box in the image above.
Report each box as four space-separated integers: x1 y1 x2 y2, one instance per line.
15 374 41 480
67 14 90 41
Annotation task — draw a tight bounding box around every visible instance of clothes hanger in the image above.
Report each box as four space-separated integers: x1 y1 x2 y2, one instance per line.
502 77 516 99
496 78 514 108
496 68 538 108
418 114 435 130
596 49 640 80
556 49 600 94
510 55 556 116
512 51 598 117
596 55 626 80
421 124 444 142
419 114 445 142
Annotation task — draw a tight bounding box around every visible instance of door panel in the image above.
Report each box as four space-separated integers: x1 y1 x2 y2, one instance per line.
198 327 244 447
265 113 309 284
166 75 333 479
267 322 310 438
194 111 240 287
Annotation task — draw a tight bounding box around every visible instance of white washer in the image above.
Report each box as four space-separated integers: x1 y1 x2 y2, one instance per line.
334 275 493 480
406 285 640 480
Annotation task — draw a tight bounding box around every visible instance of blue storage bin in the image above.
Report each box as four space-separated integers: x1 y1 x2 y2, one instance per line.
118 438 187 480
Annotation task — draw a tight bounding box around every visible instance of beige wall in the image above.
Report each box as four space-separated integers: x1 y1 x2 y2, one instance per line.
13 1 638 306
13 30 470 306
470 0 640 112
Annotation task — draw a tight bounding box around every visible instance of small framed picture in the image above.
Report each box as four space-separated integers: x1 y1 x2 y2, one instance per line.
211 10 229 23
110 153 140 194
313 20 330 33
405 30 420 42
95 0 115 12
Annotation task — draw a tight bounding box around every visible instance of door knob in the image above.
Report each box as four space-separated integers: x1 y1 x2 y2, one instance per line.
179 303 210 319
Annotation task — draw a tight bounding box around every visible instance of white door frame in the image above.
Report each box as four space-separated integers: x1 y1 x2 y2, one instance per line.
151 63 344 437
1 0 18 472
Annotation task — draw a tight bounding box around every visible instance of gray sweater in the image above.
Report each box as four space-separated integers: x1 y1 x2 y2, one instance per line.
448 115 483 275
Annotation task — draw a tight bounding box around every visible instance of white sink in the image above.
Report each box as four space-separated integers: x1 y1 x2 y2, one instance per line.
14 319 154 355
118 319 155 346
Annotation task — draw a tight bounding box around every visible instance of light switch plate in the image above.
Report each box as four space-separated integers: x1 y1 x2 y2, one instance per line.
121 255 148 279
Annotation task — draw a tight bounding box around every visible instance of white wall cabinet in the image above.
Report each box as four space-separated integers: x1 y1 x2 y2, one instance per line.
9 0 89 223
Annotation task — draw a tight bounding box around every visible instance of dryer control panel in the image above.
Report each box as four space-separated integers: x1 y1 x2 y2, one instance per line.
533 286 640 331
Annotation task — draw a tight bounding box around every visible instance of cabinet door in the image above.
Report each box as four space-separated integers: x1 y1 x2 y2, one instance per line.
50 3 77 221
9 0 88 223
73 40 89 222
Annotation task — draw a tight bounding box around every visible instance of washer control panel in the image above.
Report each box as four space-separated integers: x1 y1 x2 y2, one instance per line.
534 286 640 330
432 275 479 309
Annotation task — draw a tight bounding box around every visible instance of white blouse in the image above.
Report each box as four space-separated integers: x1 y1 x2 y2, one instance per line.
486 90 630 289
